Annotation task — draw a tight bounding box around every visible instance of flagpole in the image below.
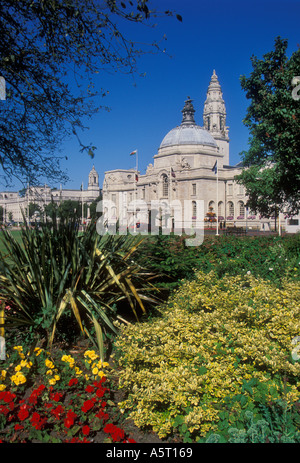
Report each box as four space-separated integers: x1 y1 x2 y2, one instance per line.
130 150 138 233
81 182 84 229
216 166 219 236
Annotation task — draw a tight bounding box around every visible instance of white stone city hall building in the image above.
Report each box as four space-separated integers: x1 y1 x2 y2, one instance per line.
102 71 299 234
1 71 299 233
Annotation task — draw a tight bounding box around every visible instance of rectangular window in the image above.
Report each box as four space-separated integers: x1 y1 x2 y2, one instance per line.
288 219 299 226
162 175 168 197
192 184 196 195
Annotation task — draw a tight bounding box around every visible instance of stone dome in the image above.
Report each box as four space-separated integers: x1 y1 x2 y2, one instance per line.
160 124 217 149
159 97 217 149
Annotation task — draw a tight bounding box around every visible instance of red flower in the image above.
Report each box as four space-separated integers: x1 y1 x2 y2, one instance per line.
0 391 16 403
18 405 30 421
50 391 63 402
85 385 94 393
28 384 46 405
51 404 64 420
104 423 125 442
8 401 15 411
67 437 91 443
95 387 106 398
14 424 24 431
44 402 53 409
81 399 94 413
95 409 109 422
82 425 90 436
68 378 78 387
0 405 9 416
30 412 42 429
93 377 106 388
64 409 77 429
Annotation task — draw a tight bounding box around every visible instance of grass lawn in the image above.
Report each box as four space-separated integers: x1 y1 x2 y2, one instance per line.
0 229 23 256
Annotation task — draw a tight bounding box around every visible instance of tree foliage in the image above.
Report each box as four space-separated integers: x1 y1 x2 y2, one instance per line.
236 37 300 216
0 0 178 186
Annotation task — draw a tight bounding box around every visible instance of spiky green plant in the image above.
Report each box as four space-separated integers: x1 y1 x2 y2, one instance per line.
0 215 158 359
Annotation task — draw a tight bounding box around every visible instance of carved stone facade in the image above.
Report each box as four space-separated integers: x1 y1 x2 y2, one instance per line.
102 71 300 233
103 71 280 231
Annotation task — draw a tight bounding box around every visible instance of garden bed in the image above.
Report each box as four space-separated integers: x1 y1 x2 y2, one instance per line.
1 228 300 443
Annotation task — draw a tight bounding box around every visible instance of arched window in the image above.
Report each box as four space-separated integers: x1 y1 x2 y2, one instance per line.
162 174 169 197
238 201 245 217
208 200 215 212
218 201 224 217
192 201 197 219
227 201 234 217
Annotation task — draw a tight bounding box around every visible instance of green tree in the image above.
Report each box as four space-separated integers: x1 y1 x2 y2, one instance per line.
29 202 42 219
0 0 180 185
58 199 82 221
236 37 300 216
44 200 58 220
89 194 102 219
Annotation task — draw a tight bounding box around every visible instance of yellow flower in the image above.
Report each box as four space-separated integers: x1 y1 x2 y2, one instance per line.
10 371 26 386
0 384 6 391
84 350 99 361
13 346 23 352
20 359 32 369
34 347 43 356
48 378 57 386
45 359 55 369
61 354 75 367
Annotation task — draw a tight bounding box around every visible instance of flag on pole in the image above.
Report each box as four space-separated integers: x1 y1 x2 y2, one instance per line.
130 150 137 155
212 160 218 174
135 174 138 182
171 167 176 178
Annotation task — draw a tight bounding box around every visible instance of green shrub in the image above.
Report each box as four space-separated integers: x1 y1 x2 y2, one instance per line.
0 217 159 358
135 234 300 294
114 271 300 441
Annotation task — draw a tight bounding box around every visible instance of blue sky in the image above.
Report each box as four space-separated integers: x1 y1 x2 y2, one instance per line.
6 0 300 191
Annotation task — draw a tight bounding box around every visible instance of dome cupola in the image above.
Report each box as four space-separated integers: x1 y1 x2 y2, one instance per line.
159 97 217 149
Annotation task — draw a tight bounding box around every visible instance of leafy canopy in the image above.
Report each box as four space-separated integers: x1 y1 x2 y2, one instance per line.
0 0 180 186
236 37 300 216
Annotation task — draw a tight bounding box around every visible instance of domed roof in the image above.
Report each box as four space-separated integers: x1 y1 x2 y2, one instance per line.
160 124 217 148
159 97 217 149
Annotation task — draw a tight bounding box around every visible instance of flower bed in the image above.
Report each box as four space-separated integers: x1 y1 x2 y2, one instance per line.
0 346 135 443
115 271 300 442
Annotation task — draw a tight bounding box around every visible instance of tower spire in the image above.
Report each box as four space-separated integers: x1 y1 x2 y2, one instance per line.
203 70 230 164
